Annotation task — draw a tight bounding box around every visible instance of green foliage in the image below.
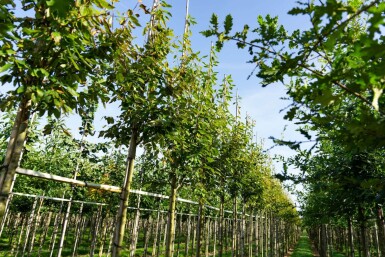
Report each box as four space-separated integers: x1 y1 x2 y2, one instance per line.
0 0 114 119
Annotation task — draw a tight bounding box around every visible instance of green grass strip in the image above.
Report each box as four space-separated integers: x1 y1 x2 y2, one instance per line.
291 232 314 257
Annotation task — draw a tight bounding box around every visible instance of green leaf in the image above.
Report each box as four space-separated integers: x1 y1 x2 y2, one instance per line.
66 87 79 97
0 63 12 73
224 15 233 35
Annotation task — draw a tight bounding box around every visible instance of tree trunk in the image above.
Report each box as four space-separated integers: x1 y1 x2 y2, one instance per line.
248 211 253 257
38 212 52 257
359 208 370 257
165 174 178 257
185 214 191 256
112 129 138 257
90 206 103 257
205 217 210 257
219 194 224 257
376 205 385 257
196 202 204 257
130 194 142 257
28 195 44 255
0 98 31 224
232 197 237 257
22 196 38 256
152 206 161 257
320 224 328 257
349 218 355 257
72 203 84 257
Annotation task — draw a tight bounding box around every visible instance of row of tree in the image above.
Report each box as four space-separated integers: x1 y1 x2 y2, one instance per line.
202 0 385 256
0 0 299 256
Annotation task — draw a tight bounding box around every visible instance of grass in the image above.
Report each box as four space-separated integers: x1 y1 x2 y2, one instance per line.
291 232 314 257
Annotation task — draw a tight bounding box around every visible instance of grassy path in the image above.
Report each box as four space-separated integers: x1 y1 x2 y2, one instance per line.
291 232 315 257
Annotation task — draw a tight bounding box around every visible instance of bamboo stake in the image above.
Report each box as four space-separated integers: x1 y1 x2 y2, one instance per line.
142 218 151 257
22 196 38 256
38 212 52 257
14 214 27 257
49 193 65 257
90 205 103 256
28 195 45 255
72 203 84 257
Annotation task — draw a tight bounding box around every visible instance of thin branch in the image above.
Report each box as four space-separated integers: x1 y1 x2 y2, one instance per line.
229 37 384 116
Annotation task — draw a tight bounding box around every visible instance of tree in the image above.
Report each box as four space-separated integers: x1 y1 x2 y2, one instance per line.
0 0 115 223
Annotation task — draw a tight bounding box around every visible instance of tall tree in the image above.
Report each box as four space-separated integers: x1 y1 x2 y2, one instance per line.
0 0 115 223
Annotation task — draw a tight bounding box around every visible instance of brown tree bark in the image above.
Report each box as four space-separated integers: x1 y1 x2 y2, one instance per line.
112 129 138 257
0 98 31 224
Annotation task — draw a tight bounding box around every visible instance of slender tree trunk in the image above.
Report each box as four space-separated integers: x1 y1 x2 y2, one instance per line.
205 217 210 257
232 197 237 257
0 98 31 224
112 129 138 257
185 214 191 256
376 206 385 257
269 212 274 257
348 218 355 257
58 134 85 257
255 214 259 256
320 224 328 257
196 202 204 257
165 174 178 257
213 217 217 256
22 196 38 256
90 206 103 257
219 194 224 257
152 206 161 257
49 195 65 257
72 203 84 257
191 216 196 257
143 218 151 257
176 215 182 256
359 208 370 257
130 195 142 257
28 196 44 255
99 216 109 257
38 212 52 257
248 210 253 257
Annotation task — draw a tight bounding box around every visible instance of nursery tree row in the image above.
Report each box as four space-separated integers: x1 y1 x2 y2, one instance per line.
203 0 385 257
0 0 299 256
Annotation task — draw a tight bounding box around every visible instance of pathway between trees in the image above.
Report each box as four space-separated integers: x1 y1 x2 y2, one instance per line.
290 232 316 257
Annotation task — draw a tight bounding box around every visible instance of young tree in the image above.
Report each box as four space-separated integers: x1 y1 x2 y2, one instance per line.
0 0 115 223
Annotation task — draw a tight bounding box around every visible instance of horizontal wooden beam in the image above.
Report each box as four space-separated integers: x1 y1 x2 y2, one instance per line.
15 167 248 215
16 167 122 193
